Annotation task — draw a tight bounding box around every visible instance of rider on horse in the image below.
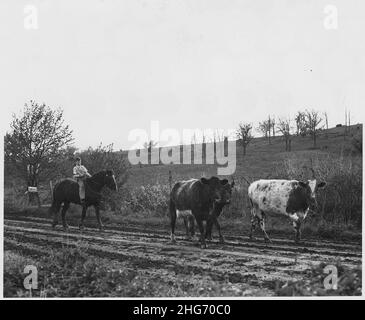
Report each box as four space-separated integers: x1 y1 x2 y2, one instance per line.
73 157 91 205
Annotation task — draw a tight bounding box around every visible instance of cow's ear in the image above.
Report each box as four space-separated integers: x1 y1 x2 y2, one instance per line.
200 177 209 185
299 181 308 188
317 181 326 188
220 179 228 185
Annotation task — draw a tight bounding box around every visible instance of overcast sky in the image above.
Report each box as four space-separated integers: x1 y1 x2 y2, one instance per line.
0 0 364 150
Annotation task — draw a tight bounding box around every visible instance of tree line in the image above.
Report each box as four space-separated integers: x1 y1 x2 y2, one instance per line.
236 109 327 155
4 100 351 205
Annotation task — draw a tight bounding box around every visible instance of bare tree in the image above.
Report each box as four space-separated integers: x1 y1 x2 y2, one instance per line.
271 116 276 137
236 122 253 156
305 109 324 148
258 117 273 143
143 140 158 153
143 140 158 164
277 118 292 151
324 112 329 130
295 111 307 136
4 100 74 205
258 120 270 139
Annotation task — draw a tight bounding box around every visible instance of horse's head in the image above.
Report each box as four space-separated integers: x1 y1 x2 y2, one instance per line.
104 170 118 191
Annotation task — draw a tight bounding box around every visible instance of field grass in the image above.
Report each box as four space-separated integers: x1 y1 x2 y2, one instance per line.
4 124 362 241
125 124 362 186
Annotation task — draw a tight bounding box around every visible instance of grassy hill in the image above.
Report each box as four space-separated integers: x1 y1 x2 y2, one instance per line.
126 124 362 187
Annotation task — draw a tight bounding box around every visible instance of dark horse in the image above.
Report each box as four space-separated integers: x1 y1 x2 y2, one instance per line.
50 170 117 231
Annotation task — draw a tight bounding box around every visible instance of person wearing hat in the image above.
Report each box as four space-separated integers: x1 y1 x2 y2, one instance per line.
73 157 92 205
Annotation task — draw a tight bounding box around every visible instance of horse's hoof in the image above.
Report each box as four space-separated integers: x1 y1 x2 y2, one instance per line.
200 243 207 249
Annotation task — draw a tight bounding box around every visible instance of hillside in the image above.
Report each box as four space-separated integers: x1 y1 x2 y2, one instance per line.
126 124 362 187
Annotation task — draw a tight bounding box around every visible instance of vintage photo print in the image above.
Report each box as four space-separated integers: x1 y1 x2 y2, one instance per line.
0 0 363 302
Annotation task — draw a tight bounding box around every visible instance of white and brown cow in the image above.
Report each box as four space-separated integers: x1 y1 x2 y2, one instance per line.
248 179 326 243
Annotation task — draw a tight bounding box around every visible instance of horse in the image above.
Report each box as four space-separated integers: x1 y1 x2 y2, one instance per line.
50 170 118 231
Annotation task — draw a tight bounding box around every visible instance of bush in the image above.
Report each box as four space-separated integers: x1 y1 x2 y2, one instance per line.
118 184 170 216
274 154 362 226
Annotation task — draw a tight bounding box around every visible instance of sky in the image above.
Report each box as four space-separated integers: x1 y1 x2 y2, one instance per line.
0 0 364 150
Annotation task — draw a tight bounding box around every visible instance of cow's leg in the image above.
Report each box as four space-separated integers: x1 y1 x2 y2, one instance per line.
259 212 272 243
293 220 301 243
289 213 302 243
249 202 259 240
206 205 221 241
183 217 191 240
194 216 207 249
249 216 257 240
189 216 195 238
61 202 70 231
205 215 214 241
94 205 104 231
169 200 177 243
51 202 61 229
214 218 224 243
79 205 87 230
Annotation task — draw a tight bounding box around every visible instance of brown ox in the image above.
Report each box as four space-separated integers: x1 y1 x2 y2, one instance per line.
170 177 234 248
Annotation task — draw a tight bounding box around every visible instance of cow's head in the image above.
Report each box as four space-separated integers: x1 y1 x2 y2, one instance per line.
200 176 235 205
298 179 326 211
104 170 118 191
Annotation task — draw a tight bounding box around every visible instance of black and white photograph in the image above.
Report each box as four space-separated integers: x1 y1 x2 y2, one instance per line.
0 0 363 301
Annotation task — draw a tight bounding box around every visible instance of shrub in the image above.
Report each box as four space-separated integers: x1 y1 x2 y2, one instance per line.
274 153 362 226
118 184 170 216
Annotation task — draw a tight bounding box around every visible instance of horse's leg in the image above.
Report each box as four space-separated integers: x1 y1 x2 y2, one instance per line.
51 202 61 229
61 202 70 231
94 205 104 231
79 205 87 230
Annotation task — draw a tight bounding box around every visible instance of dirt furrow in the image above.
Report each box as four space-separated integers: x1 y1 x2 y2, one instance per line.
5 218 362 259
5 220 361 288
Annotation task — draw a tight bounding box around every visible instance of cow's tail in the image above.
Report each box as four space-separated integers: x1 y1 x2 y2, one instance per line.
241 175 252 185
